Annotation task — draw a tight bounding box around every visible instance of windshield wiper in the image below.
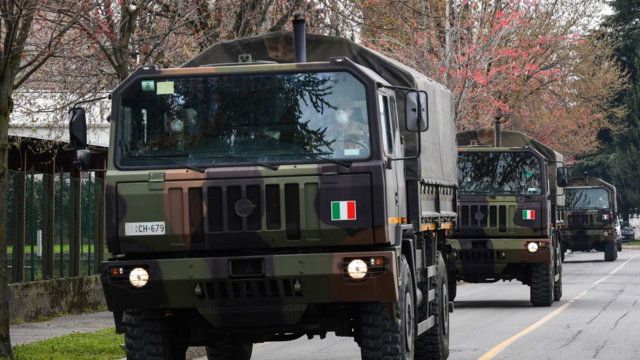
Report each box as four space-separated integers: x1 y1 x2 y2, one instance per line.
299 152 352 168
192 154 279 171
155 157 206 173
128 155 206 173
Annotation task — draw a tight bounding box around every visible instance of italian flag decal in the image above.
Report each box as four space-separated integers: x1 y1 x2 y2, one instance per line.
332 201 356 221
603 214 610 220
523 210 535 220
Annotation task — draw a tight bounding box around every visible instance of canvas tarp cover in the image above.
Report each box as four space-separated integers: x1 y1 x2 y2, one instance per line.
182 32 458 187
457 128 565 205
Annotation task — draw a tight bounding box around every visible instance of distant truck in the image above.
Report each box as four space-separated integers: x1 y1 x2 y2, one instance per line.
559 176 618 261
448 127 567 306
69 23 458 360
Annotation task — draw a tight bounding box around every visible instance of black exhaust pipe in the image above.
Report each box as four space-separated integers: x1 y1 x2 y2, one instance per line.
494 122 502 148
292 10 306 63
494 109 503 147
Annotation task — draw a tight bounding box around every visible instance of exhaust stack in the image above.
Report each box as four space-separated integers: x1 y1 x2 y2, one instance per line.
494 108 503 147
494 121 502 148
292 10 306 63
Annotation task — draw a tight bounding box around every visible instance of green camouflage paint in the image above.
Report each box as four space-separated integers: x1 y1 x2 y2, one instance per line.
94 31 458 355
450 130 564 294
559 177 617 254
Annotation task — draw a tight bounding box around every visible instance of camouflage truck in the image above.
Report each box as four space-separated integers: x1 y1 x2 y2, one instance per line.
448 128 568 306
559 176 618 261
68 27 458 360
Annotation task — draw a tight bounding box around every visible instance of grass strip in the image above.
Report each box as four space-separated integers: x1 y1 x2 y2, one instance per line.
2 328 125 360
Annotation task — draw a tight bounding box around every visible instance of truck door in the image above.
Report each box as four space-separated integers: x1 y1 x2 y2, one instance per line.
379 93 405 243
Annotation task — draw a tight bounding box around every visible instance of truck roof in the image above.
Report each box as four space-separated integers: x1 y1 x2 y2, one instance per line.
181 31 458 187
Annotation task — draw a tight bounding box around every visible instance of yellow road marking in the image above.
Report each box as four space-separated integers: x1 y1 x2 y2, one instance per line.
477 253 640 360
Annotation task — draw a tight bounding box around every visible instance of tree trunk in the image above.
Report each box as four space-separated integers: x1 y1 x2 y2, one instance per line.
0 80 15 359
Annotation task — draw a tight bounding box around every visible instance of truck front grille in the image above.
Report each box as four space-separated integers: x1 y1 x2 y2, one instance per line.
201 278 303 301
203 182 311 239
459 205 511 232
567 214 594 226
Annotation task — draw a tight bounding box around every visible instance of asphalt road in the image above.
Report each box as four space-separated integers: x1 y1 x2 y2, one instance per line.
194 249 640 360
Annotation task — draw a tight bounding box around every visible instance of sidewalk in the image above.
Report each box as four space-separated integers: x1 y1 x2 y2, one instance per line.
10 311 205 360
10 311 115 347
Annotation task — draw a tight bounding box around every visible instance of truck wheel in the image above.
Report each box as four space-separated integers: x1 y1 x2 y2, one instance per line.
205 336 252 360
416 251 450 360
530 264 554 307
554 263 562 302
360 256 414 360
125 310 187 360
604 241 616 261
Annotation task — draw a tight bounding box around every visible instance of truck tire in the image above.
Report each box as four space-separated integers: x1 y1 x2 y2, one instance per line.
360 256 414 360
604 241 616 261
530 264 554 307
416 251 450 360
554 263 562 302
205 336 252 360
124 310 187 360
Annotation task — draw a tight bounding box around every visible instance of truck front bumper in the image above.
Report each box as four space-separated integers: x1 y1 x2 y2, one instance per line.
560 229 615 250
448 238 552 276
101 251 398 314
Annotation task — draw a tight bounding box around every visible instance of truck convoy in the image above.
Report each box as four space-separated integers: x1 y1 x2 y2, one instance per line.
559 176 618 261
69 24 458 360
449 127 568 306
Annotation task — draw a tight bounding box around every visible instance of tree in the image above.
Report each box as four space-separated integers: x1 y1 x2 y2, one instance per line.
602 0 640 218
354 0 625 159
0 1 92 357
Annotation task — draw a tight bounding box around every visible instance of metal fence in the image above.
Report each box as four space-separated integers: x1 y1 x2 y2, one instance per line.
7 168 106 283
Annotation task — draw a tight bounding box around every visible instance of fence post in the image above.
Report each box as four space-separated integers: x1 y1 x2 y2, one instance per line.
11 160 27 283
41 159 55 279
94 157 107 273
69 166 82 277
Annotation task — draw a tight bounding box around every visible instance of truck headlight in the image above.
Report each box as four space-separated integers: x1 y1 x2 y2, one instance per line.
129 268 150 288
347 259 368 279
603 231 609 236
527 242 539 253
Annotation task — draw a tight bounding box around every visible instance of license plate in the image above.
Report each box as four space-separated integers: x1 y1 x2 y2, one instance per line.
125 222 166 236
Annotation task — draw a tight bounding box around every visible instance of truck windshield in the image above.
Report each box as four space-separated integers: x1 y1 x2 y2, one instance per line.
565 188 611 210
458 151 542 196
116 71 370 168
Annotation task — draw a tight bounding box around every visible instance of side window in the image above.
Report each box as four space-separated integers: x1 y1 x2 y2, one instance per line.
389 96 399 148
121 106 133 152
379 94 394 155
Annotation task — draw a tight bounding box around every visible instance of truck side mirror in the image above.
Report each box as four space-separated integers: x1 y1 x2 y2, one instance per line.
75 149 92 170
556 167 569 187
69 108 88 149
405 90 428 132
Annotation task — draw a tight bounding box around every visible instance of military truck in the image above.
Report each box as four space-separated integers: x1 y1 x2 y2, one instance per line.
68 23 458 360
448 127 568 306
559 175 618 261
